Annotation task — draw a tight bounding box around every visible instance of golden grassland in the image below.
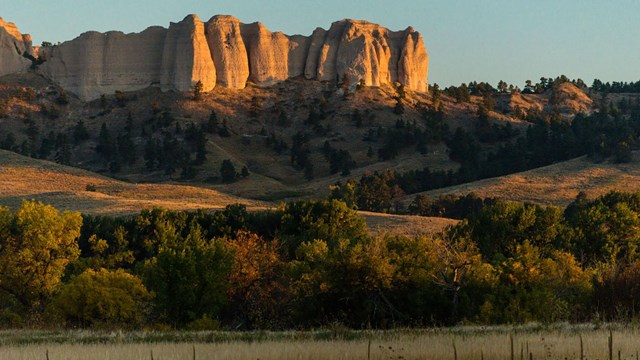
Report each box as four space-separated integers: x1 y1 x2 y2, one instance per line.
405 152 640 208
1 325 640 359
0 149 266 216
359 211 458 237
0 149 452 235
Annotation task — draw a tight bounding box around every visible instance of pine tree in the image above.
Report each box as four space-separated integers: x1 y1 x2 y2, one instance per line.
96 123 114 163
72 119 89 145
220 160 237 183
193 80 204 101
241 166 250 178
206 110 219 134
195 132 207 165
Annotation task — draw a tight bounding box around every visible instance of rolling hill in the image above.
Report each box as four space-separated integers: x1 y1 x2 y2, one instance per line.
403 152 640 207
0 149 454 235
0 149 266 216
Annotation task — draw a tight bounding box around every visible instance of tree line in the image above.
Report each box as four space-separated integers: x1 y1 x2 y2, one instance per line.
331 95 640 213
3 192 640 329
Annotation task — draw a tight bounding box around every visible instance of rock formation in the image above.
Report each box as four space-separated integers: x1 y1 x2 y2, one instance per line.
11 15 429 100
242 22 291 86
204 16 249 89
160 15 215 93
0 17 32 76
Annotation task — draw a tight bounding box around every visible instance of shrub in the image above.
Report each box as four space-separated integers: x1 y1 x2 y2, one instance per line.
47 268 151 328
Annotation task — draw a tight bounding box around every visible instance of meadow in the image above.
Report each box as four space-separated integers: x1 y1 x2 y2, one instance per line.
2 324 640 360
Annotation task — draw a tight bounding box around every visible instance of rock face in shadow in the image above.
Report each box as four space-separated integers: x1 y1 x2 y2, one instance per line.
39 27 168 100
0 17 32 76
33 15 429 100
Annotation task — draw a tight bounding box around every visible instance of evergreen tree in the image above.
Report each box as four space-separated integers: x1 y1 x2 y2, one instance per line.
55 133 71 165
193 80 204 101
72 119 89 145
195 132 207 165
38 132 55 159
220 159 237 183
96 123 114 163
206 110 219 134
241 166 250 178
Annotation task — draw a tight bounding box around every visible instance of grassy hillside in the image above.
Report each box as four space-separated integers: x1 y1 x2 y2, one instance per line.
0 72 526 201
5 71 637 213
0 149 265 215
360 211 458 236
404 151 640 207
0 150 454 234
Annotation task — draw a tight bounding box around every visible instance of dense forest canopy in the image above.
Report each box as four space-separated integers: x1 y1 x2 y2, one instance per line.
2 192 640 329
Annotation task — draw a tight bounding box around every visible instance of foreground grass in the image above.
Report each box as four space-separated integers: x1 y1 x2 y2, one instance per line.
3 324 640 359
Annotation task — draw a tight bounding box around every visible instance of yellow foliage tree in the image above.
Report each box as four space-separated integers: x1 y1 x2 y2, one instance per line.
47 268 151 327
0 200 82 311
225 231 289 329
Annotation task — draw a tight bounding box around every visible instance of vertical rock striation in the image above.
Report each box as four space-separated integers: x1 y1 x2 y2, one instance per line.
28 15 429 100
241 22 291 86
160 15 215 93
39 27 168 100
0 17 32 76
204 15 249 89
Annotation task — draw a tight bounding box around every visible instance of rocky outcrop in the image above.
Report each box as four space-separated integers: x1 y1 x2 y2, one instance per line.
288 35 310 78
160 15 215 93
309 19 428 92
0 17 32 76
30 15 429 100
241 22 291 86
204 15 249 89
39 27 168 100
304 28 327 80
398 29 429 92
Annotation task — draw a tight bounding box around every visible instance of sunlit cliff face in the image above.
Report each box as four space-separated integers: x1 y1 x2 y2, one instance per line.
0 17 33 76
8 14 429 100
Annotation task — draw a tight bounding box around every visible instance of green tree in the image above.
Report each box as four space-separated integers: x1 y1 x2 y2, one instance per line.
193 80 204 101
96 123 114 162
290 235 394 327
486 242 592 323
206 110 219 133
143 222 233 327
240 166 250 178
461 201 566 261
278 199 369 257
220 159 237 183
72 119 89 145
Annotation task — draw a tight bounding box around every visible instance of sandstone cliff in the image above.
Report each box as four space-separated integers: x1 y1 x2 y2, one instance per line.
33 15 429 100
0 17 32 77
39 27 167 100
204 16 249 89
160 15 215 93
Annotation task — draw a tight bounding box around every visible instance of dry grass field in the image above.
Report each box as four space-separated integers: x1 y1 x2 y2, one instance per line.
0 149 456 235
405 152 640 207
1 325 639 359
0 149 266 216
360 211 458 236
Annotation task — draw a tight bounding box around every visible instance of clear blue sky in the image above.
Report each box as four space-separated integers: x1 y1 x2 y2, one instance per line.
3 0 639 87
